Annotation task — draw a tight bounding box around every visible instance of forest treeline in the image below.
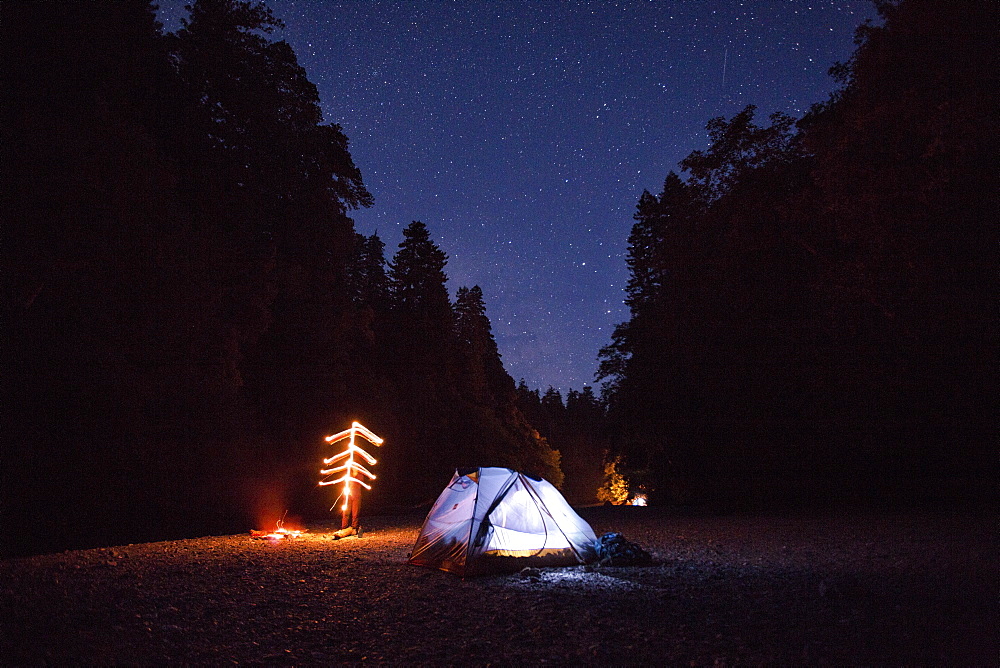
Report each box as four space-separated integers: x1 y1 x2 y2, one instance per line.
3 0 995 556
597 0 997 506
3 1 558 557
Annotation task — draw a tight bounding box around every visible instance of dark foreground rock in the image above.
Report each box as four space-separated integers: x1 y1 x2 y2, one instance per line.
1 507 995 664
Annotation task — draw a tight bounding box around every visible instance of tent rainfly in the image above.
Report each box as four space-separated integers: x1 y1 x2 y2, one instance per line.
409 467 598 576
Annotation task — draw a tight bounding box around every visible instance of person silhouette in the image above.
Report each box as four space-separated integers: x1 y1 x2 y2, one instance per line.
333 480 362 538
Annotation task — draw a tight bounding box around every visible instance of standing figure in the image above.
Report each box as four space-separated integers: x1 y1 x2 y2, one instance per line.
319 421 384 538
340 480 362 535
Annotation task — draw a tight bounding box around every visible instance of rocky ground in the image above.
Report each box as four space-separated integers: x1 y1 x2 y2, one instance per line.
1 506 995 665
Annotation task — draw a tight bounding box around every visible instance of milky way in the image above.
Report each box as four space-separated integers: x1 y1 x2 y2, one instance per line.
158 1 875 394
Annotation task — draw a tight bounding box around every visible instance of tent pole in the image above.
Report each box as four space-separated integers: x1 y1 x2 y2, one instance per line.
460 467 482 577
467 470 519 571
522 476 588 564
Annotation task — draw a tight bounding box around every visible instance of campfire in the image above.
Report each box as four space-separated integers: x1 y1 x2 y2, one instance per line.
250 513 305 541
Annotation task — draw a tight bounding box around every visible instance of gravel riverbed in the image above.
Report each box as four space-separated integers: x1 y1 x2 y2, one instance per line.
1 506 995 664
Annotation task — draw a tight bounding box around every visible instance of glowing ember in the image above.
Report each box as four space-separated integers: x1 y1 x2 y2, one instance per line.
250 526 304 541
250 513 305 541
630 494 648 506
319 421 384 511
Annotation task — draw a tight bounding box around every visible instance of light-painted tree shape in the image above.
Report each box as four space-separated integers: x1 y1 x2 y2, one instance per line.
319 421 384 511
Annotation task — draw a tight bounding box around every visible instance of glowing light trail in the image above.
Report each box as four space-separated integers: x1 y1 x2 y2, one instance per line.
319 421 384 511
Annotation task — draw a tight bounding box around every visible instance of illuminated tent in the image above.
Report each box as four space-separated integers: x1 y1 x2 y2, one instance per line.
409 467 598 576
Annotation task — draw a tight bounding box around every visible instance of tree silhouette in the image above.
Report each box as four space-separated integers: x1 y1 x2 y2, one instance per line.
346 233 390 311
597 0 997 507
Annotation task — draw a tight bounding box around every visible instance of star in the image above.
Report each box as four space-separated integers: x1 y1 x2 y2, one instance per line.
157 0 875 392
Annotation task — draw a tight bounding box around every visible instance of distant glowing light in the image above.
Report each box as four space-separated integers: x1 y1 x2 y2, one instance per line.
630 494 648 507
319 421 384 511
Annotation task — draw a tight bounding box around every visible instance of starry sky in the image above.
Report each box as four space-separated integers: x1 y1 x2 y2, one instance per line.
158 1 876 395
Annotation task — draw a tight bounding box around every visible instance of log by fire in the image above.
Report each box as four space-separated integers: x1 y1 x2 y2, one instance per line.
250 513 305 541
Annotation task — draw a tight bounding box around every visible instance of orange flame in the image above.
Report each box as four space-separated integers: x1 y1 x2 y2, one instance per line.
250 511 305 541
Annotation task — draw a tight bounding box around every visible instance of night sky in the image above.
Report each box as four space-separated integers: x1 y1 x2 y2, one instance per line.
158 1 876 394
